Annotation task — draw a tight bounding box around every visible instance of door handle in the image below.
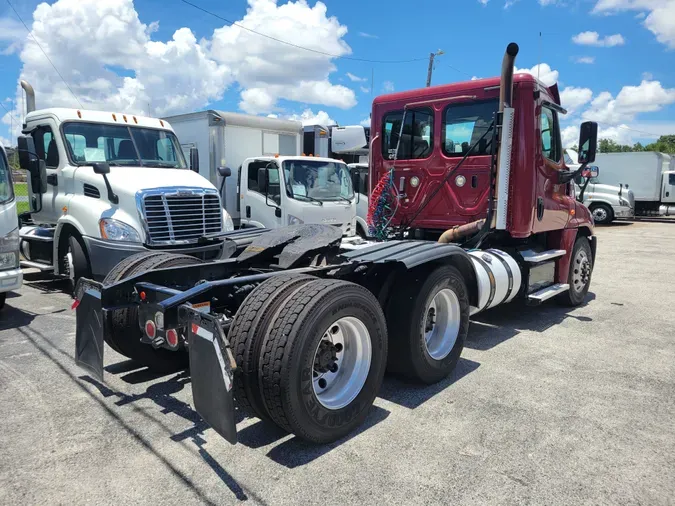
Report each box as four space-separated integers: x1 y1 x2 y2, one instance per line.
537 197 544 221
47 174 58 186
246 205 251 218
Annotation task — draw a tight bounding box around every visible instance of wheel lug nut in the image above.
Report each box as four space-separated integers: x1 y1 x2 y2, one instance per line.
329 363 338 373
318 378 327 389
334 343 343 352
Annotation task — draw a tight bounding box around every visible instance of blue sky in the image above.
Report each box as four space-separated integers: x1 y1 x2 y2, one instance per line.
1 0 674 147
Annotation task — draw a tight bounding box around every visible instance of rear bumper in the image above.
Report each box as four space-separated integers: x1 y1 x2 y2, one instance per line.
82 237 227 280
0 267 23 293
612 205 634 218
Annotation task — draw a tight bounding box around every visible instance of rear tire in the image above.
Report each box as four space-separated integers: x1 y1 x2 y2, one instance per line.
229 273 315 420
557 237 593 306
590 203 613 225
258 279 387 443
103 252 203 371
385 264 470 384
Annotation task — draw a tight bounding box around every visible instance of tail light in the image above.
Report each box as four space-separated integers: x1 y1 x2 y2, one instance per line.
166 328 179 348
145 320 156 339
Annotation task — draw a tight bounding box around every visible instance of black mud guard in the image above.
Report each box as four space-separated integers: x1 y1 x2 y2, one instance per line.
75 288 108 382
187 309 238 444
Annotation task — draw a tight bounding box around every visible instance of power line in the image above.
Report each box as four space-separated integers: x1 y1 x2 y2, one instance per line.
444 62 472 78
179 0 428 64
6 0 84 109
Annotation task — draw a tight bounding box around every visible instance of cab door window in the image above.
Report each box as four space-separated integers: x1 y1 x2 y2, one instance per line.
31 126 60 168
540 107 561 163
382 108 433 160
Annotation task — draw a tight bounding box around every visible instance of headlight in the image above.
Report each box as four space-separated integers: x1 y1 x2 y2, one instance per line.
223 212 234 232
0 228 19 270
99 219 141 242
288 215 304 225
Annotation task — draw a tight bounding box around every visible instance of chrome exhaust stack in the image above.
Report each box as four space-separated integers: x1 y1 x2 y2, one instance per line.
20 80 36 113
493 43 519 230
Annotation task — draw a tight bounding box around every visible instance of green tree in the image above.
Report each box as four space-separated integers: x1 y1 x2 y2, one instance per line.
645 135 675 153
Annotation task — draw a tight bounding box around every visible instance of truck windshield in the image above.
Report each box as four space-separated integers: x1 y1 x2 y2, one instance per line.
0 149 14 204
283 160 354 202
62 122 187 168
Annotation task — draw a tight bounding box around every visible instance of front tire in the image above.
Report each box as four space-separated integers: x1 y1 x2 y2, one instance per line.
258 279 388 443
557 237 593 306
385 265 470 384
591 203 613 225
65 234 92 293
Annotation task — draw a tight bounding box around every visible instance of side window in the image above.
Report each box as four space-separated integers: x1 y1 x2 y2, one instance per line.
669 173 675 186
247 162 260 193
442 99 498 157
541 107 561 163
31 126 59 168
382 108 433 160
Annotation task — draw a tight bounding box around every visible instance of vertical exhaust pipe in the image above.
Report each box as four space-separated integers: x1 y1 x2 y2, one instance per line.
493 43 519 230
20 80 36 113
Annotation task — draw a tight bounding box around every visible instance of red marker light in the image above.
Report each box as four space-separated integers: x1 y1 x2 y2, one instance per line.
145 320 156 339
166 329 179 348
71 299 80 310
139 291 146 301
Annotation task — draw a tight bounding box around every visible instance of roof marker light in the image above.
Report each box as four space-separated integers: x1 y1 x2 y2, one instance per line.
112 113 117 121
77 110 82 118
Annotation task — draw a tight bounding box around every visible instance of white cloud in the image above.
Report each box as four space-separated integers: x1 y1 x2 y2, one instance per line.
360 117 371 127
592 0 675 49
538 0 559 4
285 108 334 127
581 80 675 124
358 32 378 39
635 11 646 19
560 86 593 113
572 31 625 46
0 17 26 55
1 0 357 133
478 0 489 5
514 63 559 86
346 72 367 82
0 136 12 148
382 81 395 93
471 76 480 80
360 86 370 93
575 56 596 64
642 71 654 80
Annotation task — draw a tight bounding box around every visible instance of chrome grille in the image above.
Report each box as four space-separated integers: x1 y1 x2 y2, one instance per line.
139 188 222 245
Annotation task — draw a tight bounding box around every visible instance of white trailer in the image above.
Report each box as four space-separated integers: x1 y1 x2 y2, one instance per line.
593 152 675 216
163 110 303 225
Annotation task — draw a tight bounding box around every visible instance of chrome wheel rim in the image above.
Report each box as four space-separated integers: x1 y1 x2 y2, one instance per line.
423 288 461 360
592 207 608 222
312 316 371 410
65 250 75 285
571 248 591 293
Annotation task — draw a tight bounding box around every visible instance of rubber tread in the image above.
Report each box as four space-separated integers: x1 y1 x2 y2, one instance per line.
229 273 315 419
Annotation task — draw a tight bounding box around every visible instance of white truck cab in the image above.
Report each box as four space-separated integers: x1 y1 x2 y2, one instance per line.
0 145 22 308
238 155 357 236
17 81 233 289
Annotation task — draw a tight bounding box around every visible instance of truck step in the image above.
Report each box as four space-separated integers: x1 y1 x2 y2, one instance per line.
20 260 54 272
527 283 569 304
520 249 566 263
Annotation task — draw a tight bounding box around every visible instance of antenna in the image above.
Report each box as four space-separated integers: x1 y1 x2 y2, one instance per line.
537 31 541 82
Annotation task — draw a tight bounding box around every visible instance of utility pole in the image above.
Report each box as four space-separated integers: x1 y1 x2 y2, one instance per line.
426 49 444 87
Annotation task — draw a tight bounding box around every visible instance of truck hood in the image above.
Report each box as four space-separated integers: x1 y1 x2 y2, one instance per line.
590 183 622 193
92 166 217 195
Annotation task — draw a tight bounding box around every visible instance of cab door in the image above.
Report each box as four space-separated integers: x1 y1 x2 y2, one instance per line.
662 172 675 204
29 120 70 224
531 103 575 233
239 159 283 229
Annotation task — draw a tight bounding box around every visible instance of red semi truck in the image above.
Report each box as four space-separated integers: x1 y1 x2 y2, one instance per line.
73 43 598 445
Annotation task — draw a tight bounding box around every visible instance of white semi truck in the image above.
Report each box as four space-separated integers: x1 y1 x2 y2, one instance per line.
0 145 22 309
16 81 240 290
592 151 675 216
565 149 634 224
163 110 357 234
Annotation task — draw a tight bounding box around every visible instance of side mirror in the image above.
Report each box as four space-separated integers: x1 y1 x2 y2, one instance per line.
17 136 35 171
93 162 110 175
257 167 268 194
577 121 598 164
582 166 599 178
218 166 232 178
189 147 199 172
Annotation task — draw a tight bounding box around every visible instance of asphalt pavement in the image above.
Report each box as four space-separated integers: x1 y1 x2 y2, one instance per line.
1 221 673 505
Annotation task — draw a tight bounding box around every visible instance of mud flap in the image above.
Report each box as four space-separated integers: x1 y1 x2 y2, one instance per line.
75 289 106 382
187 310 238 444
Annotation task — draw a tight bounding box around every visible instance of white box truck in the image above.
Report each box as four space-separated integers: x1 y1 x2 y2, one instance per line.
164 111 357 235
0 145 22 309
592 152 675 216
